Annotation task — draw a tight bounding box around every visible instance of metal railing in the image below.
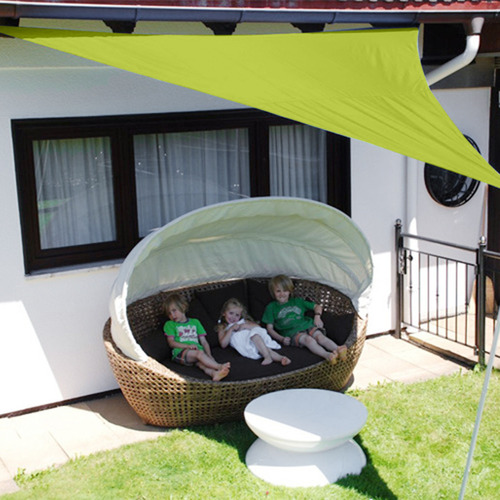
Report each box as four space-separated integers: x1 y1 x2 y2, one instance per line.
395 219 500 366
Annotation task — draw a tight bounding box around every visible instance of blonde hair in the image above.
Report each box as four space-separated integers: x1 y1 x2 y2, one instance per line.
164 293 188 315
218 298 252 328
268 274 294 299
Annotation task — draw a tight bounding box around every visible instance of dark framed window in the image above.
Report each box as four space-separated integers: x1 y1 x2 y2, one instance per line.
12 109 350 273
424 135 480 207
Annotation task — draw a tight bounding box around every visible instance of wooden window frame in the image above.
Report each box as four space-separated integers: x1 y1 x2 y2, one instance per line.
12 109 350 274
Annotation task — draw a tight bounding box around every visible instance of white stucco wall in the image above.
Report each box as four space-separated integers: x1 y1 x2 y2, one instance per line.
418 88 490 253
350 87 490 332
0 26 246 415
0 21 491 414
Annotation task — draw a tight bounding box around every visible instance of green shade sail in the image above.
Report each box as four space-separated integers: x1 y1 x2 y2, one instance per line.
1 25 499 188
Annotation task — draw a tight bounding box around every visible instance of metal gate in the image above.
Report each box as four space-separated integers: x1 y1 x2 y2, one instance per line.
395 220 500 366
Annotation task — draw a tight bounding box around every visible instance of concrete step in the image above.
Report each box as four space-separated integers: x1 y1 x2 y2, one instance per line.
407 330 500 369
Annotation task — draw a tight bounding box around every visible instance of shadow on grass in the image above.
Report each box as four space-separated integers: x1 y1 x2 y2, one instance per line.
336 435 396 500
191 421 396 499
189 419 255 463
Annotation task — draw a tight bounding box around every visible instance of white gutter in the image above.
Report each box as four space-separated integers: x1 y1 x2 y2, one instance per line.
426 17 484 86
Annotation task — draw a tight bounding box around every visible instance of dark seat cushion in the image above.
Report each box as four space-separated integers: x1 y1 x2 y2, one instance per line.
148 314 353 381
137 279 355 381
161 345 322 382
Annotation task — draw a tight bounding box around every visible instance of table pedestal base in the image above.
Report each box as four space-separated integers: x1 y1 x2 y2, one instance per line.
245 438 366 488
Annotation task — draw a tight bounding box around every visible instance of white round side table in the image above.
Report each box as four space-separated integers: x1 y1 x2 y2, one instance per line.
244 388 368 487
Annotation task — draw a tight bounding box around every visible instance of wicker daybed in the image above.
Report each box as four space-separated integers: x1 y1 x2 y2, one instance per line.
104 198 373 427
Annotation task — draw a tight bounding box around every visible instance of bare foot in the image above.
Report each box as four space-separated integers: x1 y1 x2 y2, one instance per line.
328 352 338 365
212 363 230 381
280 356 291 366
261 357 273 365
337 345 348 361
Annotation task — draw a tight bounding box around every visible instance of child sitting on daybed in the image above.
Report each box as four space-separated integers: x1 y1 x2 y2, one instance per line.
163 293 230 381
262 274 347 364
217 298 291 366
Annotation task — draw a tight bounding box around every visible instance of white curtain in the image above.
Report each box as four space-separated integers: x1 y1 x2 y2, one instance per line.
33 137 115 249
269 124 327 202
32 124 327 251
134 129 250 237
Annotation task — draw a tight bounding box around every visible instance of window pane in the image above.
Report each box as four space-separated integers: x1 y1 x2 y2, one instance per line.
269 124 327 202
134 129 250 236
33 137 115 249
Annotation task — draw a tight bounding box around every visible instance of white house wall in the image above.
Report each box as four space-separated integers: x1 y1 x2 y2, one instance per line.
0 23 491 414
351 88 490 330
417 88 490 253
0 28 245 415
414 89 489 321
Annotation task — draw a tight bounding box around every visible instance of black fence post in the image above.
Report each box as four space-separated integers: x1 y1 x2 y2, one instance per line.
395 219 403 339
476 236 486 366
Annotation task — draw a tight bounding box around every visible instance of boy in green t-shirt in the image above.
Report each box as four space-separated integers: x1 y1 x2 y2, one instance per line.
163 294 230 381
262 275 347 364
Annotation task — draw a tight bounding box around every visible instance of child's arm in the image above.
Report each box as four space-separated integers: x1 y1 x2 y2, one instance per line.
217 324 232 349
266 323 290 346
313 304 324 328
199 336 213 357
241 320 259 329
218 322 244 348
166 336 198 351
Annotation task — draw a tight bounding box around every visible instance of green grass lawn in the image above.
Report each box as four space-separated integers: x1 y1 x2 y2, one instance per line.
7 369 500 499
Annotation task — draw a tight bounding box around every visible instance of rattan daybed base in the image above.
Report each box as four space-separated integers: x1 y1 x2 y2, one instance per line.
103 278 367 428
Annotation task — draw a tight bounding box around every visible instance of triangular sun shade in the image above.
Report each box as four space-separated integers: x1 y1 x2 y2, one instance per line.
2 25 499 188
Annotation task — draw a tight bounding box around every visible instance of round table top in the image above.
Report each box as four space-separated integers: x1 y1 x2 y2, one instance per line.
244 388 367 451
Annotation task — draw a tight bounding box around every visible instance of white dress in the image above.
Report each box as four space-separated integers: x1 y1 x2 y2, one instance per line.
227 319 281 360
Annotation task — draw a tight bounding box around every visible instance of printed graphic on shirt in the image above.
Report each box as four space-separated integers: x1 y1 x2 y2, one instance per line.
277 305 303 326
174 324 199 343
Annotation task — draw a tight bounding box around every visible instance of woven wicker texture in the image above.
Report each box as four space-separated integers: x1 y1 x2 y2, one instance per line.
103 278 367 427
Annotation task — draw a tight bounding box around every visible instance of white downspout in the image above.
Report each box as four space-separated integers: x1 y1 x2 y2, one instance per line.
424 18 495 500
403 18 485 327
426 17 484 86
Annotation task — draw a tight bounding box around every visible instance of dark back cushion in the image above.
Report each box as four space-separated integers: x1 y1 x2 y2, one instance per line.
322 312 355 345
139 329 170 361
305 308 354 345
247 278 274 323
194 280 248 347
187 297 218 347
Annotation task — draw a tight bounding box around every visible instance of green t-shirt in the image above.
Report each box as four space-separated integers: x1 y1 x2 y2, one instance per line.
163 318 206 359
262 297 315 337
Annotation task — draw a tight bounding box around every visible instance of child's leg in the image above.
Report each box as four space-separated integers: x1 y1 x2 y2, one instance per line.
299 335 338 364
196 362 230 381
187 349 230 381
250 334 274 365
269 349 292 366
312 330 338 352
312 331 348 360
251 332 291 366
337 345 348 360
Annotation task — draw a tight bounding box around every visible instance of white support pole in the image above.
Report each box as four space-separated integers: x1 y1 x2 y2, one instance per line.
458 308 500 499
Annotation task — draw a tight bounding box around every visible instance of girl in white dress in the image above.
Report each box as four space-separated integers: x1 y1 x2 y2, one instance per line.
217 298 291 366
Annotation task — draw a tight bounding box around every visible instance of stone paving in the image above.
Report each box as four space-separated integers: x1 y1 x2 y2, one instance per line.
0 334 467 495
